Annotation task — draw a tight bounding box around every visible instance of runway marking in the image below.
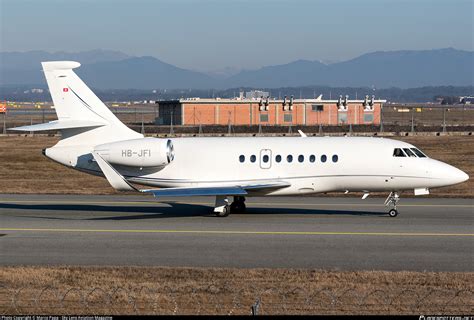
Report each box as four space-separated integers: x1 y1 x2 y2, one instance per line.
0 228 472 237
0 199 472 208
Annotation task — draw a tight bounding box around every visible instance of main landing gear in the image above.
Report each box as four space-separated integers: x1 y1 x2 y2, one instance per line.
384 192 400 217
214 196 246 217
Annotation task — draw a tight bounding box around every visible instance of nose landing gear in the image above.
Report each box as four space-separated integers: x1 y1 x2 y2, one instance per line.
384 192 400 217
388 208 399 217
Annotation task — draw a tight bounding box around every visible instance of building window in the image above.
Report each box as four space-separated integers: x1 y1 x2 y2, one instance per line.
309 155 316 163
239 155 245 163
263 155 269 163
338 112 348 124
275 155 282 163
260 114 269 122
298 155 304 163
284 114 293 122
364 113 374 123
312 104 324 112
321 154 327 163
250 155 256 163
287 155 293 163
332 155 338 163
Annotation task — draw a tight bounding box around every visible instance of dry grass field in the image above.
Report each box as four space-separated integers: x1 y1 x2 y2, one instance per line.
0 135 472 197
0 266 472 315
0 136 112 194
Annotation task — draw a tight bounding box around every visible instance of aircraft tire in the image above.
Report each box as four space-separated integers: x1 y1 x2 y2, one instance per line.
230 201 246 214
388 209 399 217
216 205 231 217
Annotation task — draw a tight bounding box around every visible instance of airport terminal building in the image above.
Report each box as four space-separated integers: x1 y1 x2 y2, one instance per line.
156 96 385 126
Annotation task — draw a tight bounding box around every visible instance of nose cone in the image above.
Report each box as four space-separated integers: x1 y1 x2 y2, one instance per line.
439 163 469 186
455 168 470 184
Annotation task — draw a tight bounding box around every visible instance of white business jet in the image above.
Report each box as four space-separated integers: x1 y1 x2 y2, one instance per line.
12 61 469 217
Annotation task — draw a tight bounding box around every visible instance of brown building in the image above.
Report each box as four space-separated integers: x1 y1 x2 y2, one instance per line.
156 97 385 126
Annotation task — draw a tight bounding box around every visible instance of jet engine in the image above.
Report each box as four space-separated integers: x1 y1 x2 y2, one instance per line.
94 137 174 168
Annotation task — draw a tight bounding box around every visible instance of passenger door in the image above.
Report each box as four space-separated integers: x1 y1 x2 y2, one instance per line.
260 149 272 169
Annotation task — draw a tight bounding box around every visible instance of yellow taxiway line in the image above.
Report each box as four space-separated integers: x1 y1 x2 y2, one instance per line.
0 199 472 208
0 228 472 237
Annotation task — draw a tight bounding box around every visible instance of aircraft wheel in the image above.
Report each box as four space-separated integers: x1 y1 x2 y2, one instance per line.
230 201 246 214
216 205 231 217
388 209 399 217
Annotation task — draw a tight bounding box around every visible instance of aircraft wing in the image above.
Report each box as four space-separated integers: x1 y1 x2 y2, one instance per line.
141 186 247 197
92 151 290 196
141 181 290 197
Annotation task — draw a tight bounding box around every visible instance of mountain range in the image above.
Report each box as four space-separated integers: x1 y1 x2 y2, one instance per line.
0 48 472 89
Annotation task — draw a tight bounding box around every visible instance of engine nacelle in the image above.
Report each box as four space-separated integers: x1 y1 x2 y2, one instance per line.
94 137 174 168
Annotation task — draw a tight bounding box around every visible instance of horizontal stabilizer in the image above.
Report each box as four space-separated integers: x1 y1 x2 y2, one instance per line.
10 120 106 132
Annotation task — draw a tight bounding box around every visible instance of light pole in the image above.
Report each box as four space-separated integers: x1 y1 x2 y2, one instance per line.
2 102 6 135
442 107 447 133
380 104 384 133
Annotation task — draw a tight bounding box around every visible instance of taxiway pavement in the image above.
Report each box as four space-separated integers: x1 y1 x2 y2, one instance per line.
0 194 472 271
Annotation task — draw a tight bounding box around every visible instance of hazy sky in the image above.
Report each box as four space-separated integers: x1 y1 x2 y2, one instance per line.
1 0 472 72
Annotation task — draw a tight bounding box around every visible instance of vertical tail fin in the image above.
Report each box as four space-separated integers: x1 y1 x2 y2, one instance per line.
41 61 142 145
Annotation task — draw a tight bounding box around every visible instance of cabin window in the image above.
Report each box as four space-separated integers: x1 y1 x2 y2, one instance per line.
239 155 245 163
298 155 304 163
332 155 338 163
263 155 269 163
309 155 316 163
284 114 293 122
250 155 256 163
393 148 406 157
321 155 327 163
275 155 282 163
287 155 293 163
260 114 269 122
403 148 417 157
411 148 427 158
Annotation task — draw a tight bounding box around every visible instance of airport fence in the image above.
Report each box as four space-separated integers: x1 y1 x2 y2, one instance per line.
1 284 472 315
1 105 474 135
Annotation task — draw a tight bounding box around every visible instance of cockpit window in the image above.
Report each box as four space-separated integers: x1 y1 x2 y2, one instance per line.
403 148 417 157
411 148 427 158
393 148 406 157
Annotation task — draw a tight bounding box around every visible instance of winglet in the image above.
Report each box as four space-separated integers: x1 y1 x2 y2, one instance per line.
298 130 307 137
92 151 137 191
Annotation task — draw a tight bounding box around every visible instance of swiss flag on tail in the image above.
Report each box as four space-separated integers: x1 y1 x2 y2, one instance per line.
63 88 69 92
